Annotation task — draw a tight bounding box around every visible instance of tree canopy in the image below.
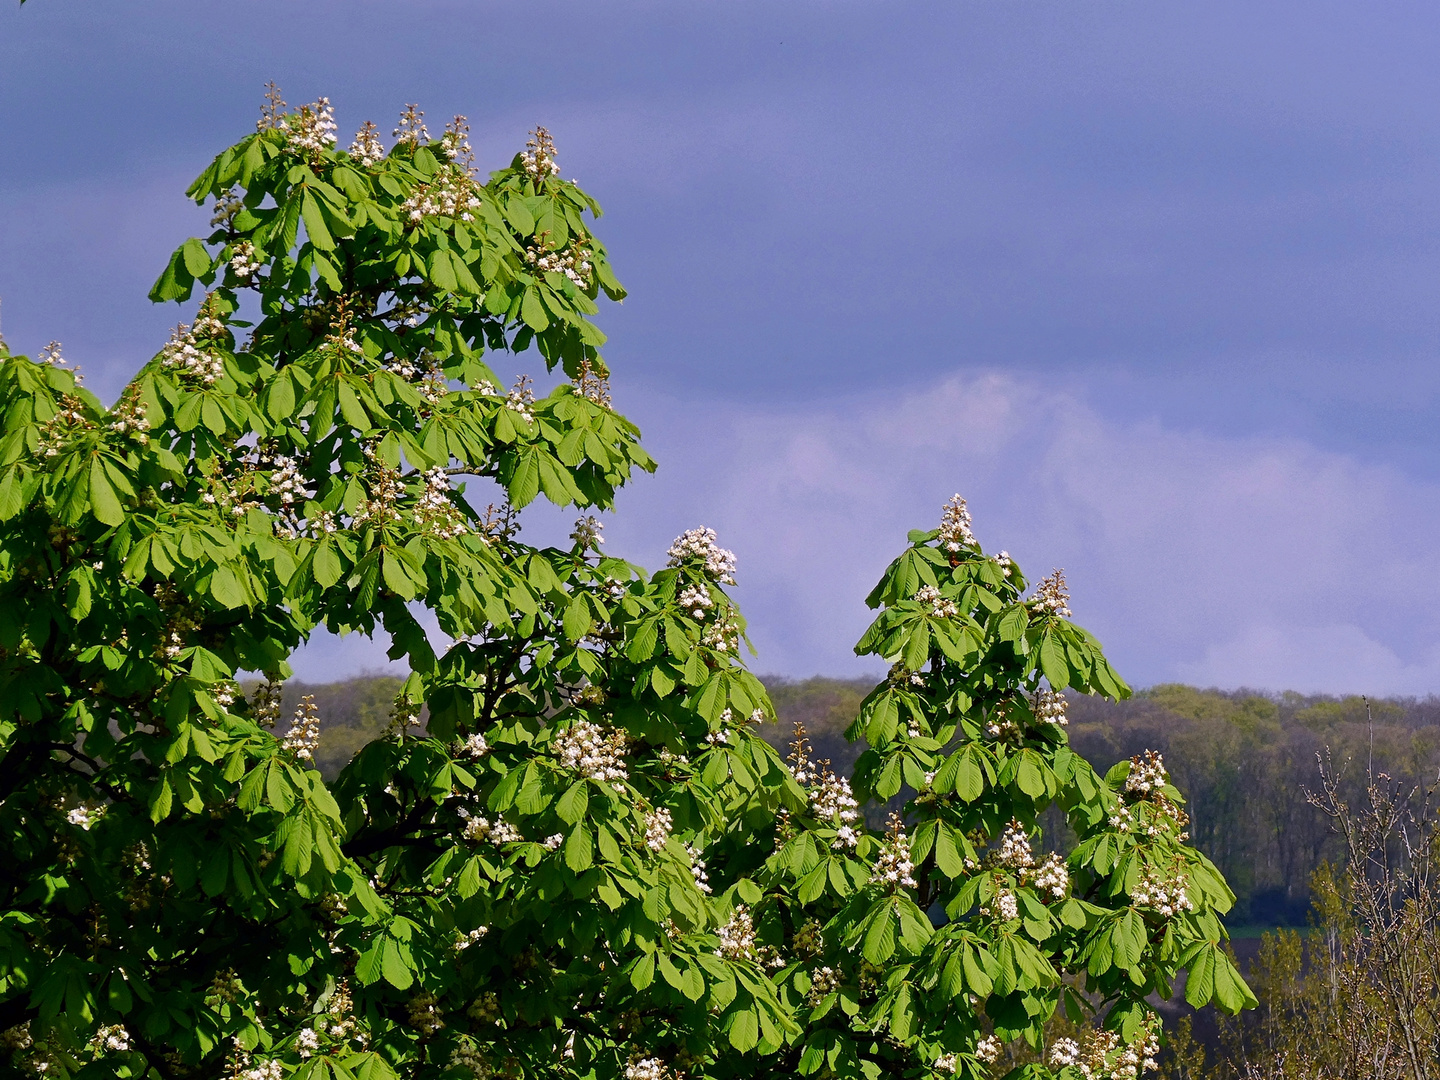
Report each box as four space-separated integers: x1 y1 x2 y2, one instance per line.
0 92 1250 1080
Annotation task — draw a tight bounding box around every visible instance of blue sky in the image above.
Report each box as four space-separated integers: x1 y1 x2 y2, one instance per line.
4 1 1440 693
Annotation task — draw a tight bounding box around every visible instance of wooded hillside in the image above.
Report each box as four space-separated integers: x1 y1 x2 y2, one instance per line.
280 673 1440 926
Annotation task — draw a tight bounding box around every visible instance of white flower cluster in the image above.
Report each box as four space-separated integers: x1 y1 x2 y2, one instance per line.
330 325 364 357
349 120 385 166
996 820 1035 869
66 805 101 830
505 375 536 423
401 164 482 222
269 456 307 506
666 527 737 585
870 813 917 890
811 774 860 850
625 1057 668 1080
103 392 148 443
353 445 406 528
1031 688 1068 727
574 359 612 407
526 242 593 288
985 706 1018 741
975 1034 1004 1064
297 1029 321 1058
462 811 522 846
1024 852 1070 901
935 1052 959 1073
1031 568 1072 618
571 516 605 552
677 583 712 619
521 126 560 182
939 494 976 553
468 992 500 1023
252 678 284 727
995 550 1013 578
88 1025 131 1054
460 733 489 758
393 104 430 147
913 584 958 619
543 833 564 850
1130 866 1193 917
715 904 758 961
36 383 91 458
1049 1038 1081 1067
888 661 926 690
643 807 672 852
240 1061 284 1080
39 340 69 369
159 612 196 660
456 926 489 951
701 612 741 653
407 991 445 1036
160 318 226 385
1 1023 33 1059
283 97 337 154
793 918 824 958
440 115 475 166
982 888 1020 922
807 965 840 1006
230 240 262 279
1129 794 1191 841
685 841 711 894
705 728 728 746
1126 750 1167 795
387 351 449 407
417 467 469 540
450 1042 493 1079
281 696 322 762
211 188 244 227
1070 1027 1160 1080
208 969 244 1007
552 719 629 785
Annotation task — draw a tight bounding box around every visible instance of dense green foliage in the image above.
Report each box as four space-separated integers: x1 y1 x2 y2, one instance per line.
301 677 1440 927
0 94 1249 1080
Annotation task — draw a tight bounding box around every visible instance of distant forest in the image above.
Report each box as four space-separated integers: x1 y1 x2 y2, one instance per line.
275 674 1440 928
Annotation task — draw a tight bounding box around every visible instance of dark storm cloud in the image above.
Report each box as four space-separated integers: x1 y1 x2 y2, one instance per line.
3 0 1439 688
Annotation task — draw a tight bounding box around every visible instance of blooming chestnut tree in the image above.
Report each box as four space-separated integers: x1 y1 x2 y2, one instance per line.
0 91 1251 1080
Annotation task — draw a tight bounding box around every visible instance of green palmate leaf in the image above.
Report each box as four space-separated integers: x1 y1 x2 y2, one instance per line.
314 540 343 587
862 908 897 963
301 191 336 251
210 565 247 609
88 458 124 526
1038 630 1069 688
521 287 549 331
727 1008 760 1052
182 236 213 277
556 780 589 824
565 824 594 871
150 245 195 302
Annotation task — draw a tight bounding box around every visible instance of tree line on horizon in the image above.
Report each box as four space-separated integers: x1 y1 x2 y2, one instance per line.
284 672 1440 929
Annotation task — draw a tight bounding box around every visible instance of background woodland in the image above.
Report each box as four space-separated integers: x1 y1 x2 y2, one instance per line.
295 674 1429 930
